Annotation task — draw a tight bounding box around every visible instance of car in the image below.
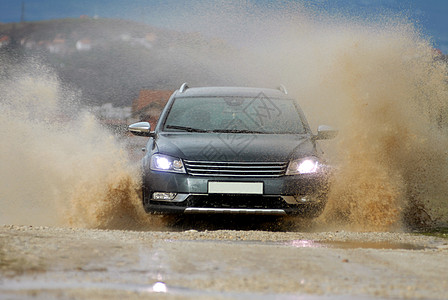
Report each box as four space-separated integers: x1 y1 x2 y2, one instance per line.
128 83 337 217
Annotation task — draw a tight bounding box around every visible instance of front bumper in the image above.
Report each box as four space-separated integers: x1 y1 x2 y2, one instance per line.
142 169 330 215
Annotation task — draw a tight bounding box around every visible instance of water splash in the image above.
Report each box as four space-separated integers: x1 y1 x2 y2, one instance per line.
0 61 159 230
285 20 448 231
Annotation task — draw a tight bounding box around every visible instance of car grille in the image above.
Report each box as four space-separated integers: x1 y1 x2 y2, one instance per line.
183 160 288 177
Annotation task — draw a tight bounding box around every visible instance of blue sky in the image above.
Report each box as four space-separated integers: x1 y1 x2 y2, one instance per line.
1 0 448 52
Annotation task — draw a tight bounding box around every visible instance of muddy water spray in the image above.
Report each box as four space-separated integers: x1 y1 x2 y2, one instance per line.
0 62 158 229
310 23 448 230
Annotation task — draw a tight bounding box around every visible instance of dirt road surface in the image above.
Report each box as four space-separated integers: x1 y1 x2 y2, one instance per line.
1 224 448 299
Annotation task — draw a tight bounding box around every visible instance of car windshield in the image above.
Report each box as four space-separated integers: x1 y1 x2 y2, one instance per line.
163 96 306 134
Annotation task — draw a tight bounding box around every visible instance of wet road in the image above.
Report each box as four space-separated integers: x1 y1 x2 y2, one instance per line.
1 225 448 299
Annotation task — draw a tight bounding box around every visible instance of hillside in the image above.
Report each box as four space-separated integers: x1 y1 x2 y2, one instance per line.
0 18 246 107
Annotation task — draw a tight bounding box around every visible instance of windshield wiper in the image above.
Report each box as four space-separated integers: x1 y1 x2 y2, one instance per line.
166 125 266 134
211 129 265 134
165 125 208 132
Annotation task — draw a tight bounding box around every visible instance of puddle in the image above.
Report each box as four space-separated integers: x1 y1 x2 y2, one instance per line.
170 239 429 250
285 240 428 250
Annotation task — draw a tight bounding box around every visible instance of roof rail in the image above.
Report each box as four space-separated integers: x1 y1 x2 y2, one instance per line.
179 82 189 93
277 84 288 95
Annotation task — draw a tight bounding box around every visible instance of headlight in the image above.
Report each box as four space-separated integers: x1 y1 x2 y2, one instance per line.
286 157 319 175
150 154 186 173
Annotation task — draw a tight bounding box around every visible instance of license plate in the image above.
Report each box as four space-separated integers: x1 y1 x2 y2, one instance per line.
208 182 263 194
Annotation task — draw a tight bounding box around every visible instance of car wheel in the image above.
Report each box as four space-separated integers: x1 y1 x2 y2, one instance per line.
141 185 151 213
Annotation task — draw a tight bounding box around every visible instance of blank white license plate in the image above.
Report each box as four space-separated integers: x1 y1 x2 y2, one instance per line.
208 182 263 194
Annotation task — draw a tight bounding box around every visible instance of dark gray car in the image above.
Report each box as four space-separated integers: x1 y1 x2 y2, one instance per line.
129 83 337 217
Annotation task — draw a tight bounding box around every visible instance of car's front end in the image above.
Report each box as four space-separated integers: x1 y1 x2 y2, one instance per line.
141 136 330 216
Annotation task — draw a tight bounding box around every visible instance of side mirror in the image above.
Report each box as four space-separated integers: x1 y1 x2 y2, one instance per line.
128 122 153 137
314 125 338 140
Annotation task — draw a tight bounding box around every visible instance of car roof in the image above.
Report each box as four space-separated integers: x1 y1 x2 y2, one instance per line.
172 86 291 99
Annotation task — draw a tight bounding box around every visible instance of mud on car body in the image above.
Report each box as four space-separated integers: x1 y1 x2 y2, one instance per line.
129 83 337 217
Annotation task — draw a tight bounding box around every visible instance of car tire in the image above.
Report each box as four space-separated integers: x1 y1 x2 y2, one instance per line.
141 185 151 213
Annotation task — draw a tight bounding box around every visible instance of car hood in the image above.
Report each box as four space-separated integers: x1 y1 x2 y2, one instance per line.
154 132 316 162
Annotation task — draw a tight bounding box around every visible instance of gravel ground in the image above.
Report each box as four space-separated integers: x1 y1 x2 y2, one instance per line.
1 224 448 299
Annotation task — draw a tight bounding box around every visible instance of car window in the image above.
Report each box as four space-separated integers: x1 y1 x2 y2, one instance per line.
163 97 306 134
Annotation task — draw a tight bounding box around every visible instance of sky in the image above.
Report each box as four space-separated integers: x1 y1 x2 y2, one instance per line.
0 0 448 52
